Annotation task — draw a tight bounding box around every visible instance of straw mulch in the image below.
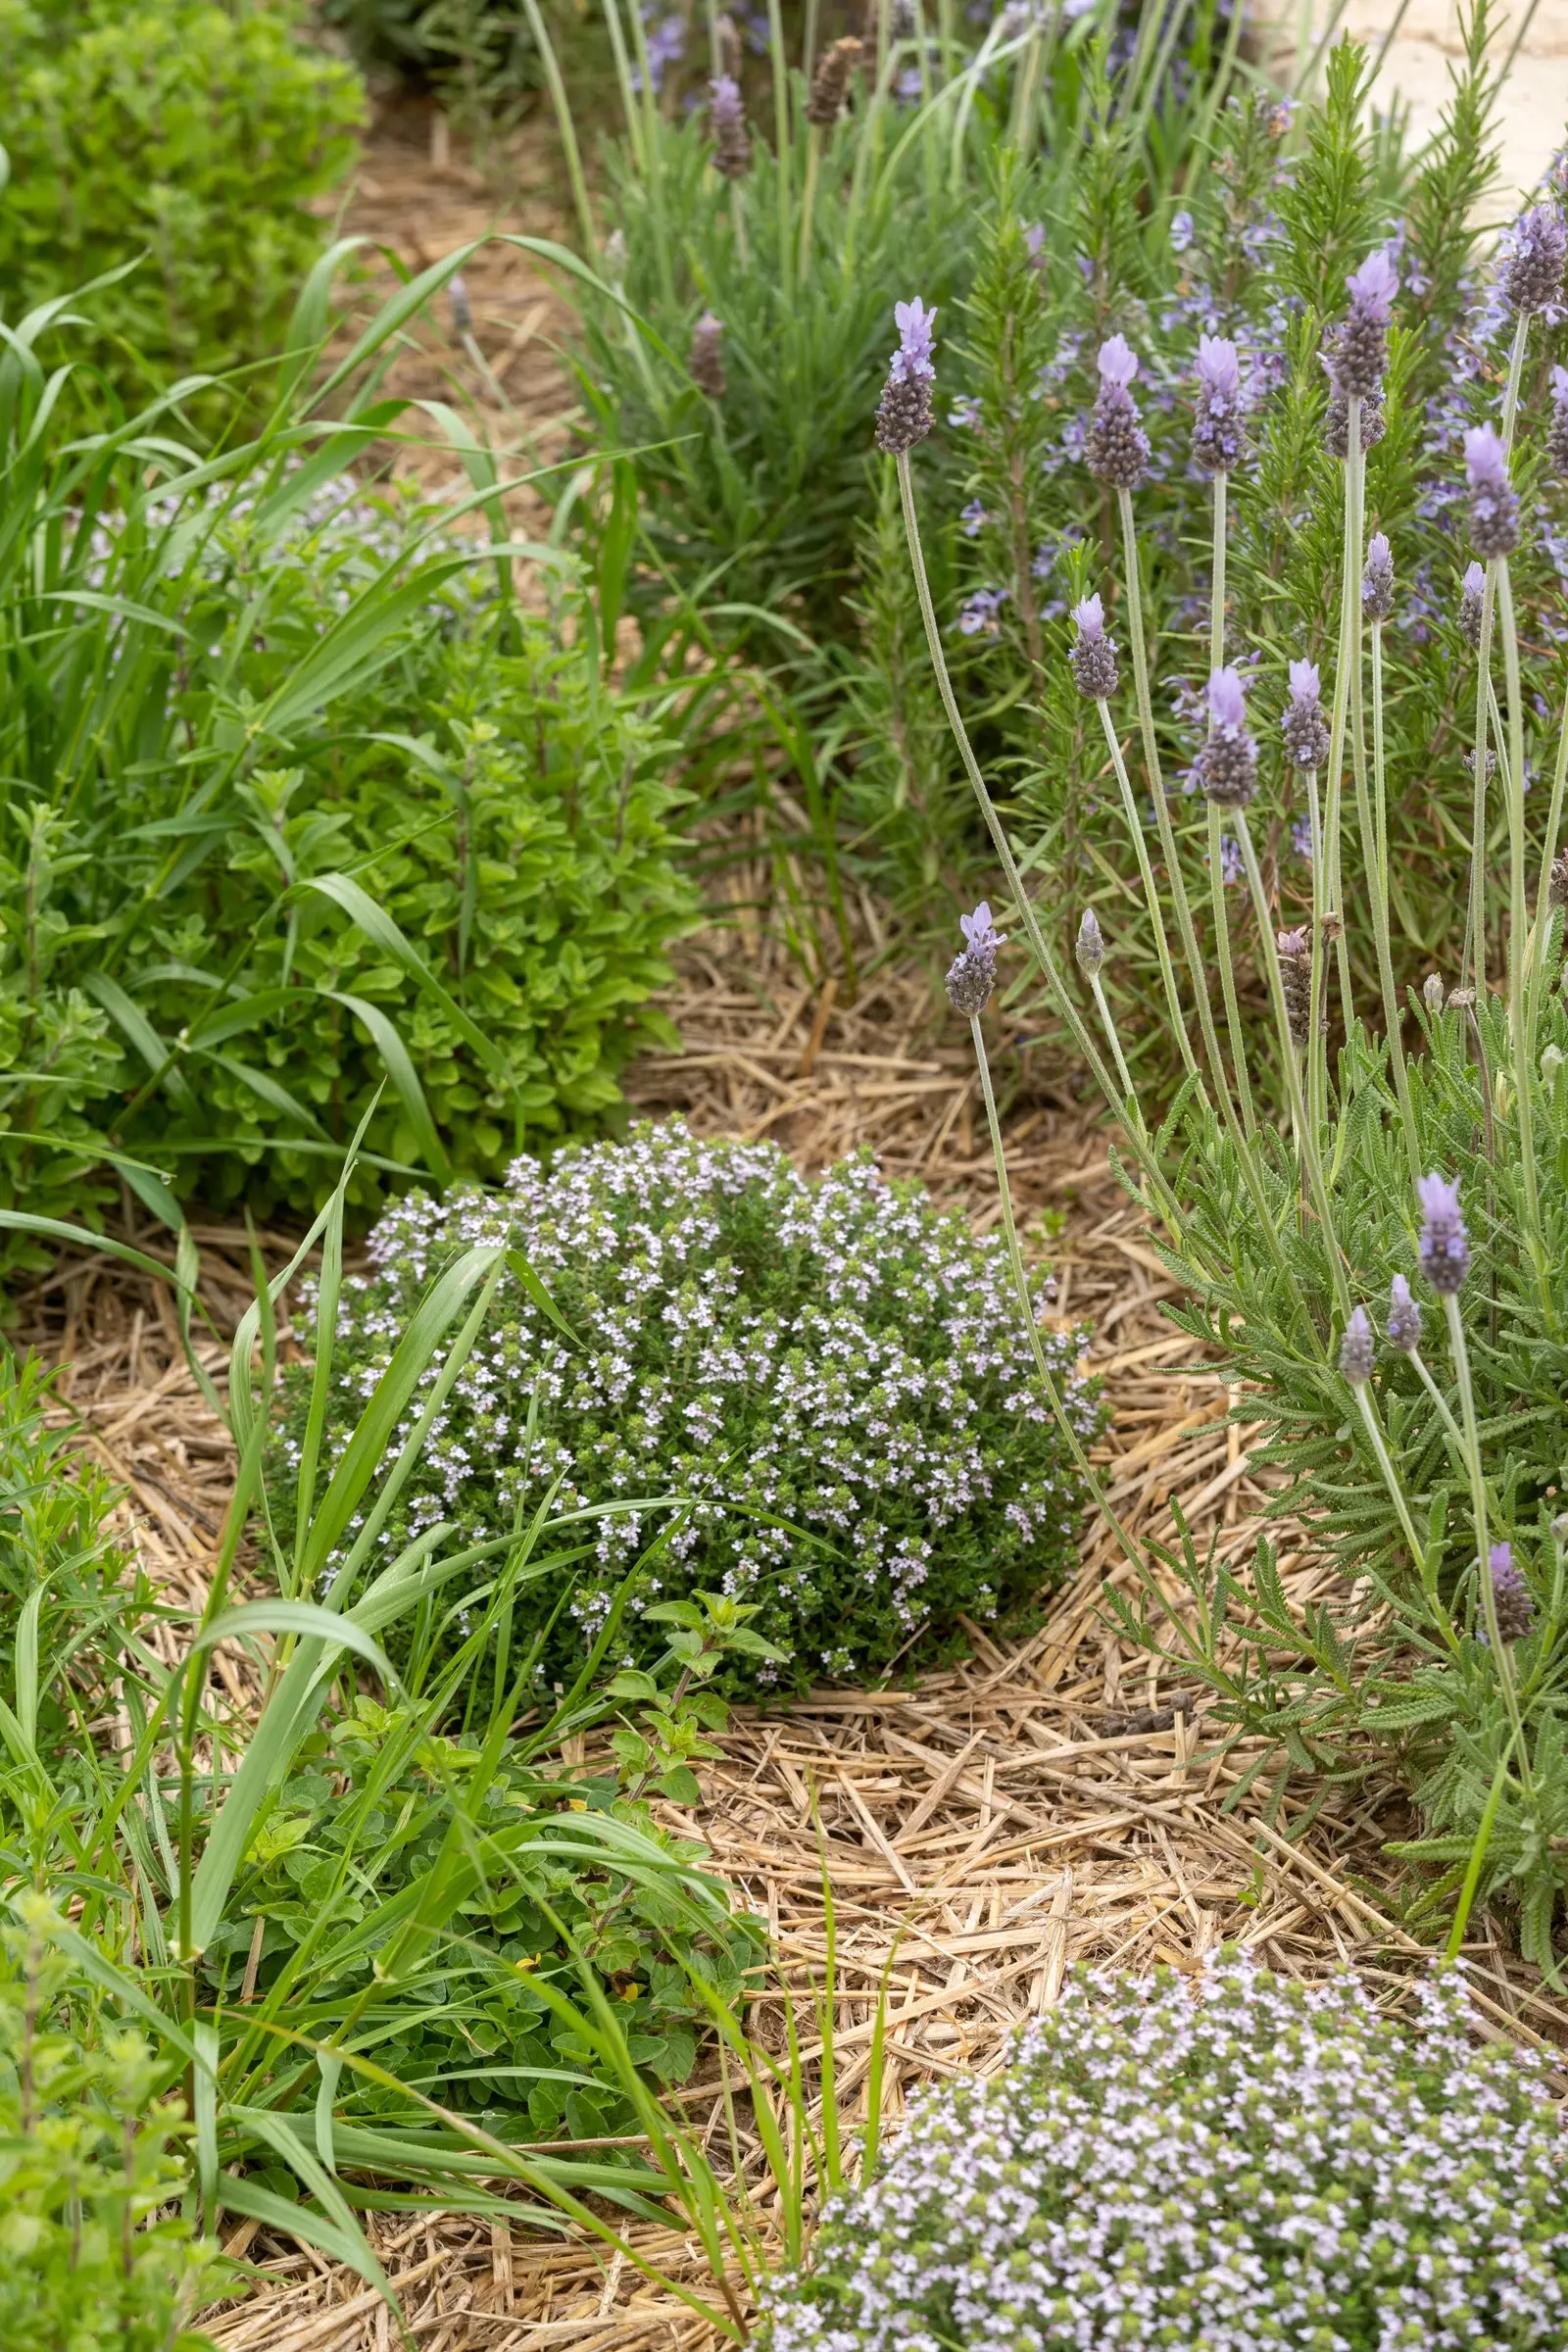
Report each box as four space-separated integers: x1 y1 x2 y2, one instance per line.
20 904 1565 2351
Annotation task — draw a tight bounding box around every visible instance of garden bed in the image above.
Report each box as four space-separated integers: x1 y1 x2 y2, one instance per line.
24 925 1562 2352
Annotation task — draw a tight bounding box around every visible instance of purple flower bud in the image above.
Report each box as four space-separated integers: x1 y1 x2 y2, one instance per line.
1281 658 1329 769
1075 907 1105 976
690 312 727 398
1069 594 1118 698
1386 1273 1422 1352
1098 335 1139 388
1549 366 1568 475
1192 334 1245 474
1464 425 1519 561
1417 1171 1470 1294
1346 249 1399 323
1457 561 1486 648
709 75 753 177
1340 1306 1375 1385
1196 668 1257 808
1362 531 1396 622
1484 1542 1535 1643
1499 204 1566 317
1277 926 1314 1044
877 299 936 452
946 903 1004 1015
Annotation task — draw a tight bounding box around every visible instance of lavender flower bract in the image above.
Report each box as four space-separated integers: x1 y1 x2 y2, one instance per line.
1328 248 1398 401
1486 1542 1536 1643
1549 366 1568 474
1340 1305 1375 1384
1190 333 1245 473
1458 560 1486 648
709 75 752 177
1280 657 1330 769
1324 380 1386 460
1417 1170 1471 1293
1085 334 1151 490
805 33 862 123
1465 424 1519 561
1195 665 1258 808
1362 529 1396 621
1068 592 1118 699
945 902 1004 1014
689 312 726 398
1387 1272 1422 1351
1276 925 1315 1044
1075 906 1104 976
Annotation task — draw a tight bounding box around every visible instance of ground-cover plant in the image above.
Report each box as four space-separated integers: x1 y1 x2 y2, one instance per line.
280 1120 1102 1693
0 262 717 1267
0 0 364 406
872 24 1568 1974
0 1894 221 2349
759 1954 1568 2350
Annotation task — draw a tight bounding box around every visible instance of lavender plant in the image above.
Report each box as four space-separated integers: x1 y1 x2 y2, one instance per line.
280 1121 1102 1692
759 1956 1568 2351
880 38 1568 1972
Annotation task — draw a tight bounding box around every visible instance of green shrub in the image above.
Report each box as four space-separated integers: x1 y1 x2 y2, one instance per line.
0 0 365 403
0 279 703 1266
760 1956 1568 2350
0 1895 219 2351
280 1121 1102 1693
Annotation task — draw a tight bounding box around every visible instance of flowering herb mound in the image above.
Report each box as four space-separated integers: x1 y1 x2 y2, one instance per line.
290 1122 1099 1690
760 1957 1568 2352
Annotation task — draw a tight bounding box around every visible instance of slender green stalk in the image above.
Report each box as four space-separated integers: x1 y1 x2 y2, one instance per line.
970 1012 1151 1584
1409 1347 1470 1470
1465 562 1498 994
1350 1385 1443 1619
1524 668 1568 1079
1499 310 1531 458
1357 619 1420 1184
797 124 822 280
1443 1291 1534 1796
1089 972 1137 1102
895 456 1124 1117
1304 763 1328 1150
1235 815 1348 1317
766 0 795 308
1495 560 1544 1279
1095 701 1197 1078
803 0 820 75
896 454 1187 1243
1205 473 1256 1136
1336 398 1367 1029
1114 487 1230 1105
1445 1730 1522 1959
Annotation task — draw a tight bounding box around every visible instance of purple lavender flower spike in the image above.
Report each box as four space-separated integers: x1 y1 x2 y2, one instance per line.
1362 530 1396 622
1192 333 1245 473
1548 365 1568 474
709 74 752 177
1339 1306 1375 1386
1069 592 1119 699
1277 926 1314 1044
1386 1272 1422 1352
1196 667 1257 808
1328 249 1398 402
1464 424 1519 561
689 313 726 398
876 298 937 453
1086 337 1150 489
1483 1542 1536 1643
1416 1171 1470 1294
946 902 1004 1014
1499 203 1566 317
1457 561 1486 649
1281 657 1330 769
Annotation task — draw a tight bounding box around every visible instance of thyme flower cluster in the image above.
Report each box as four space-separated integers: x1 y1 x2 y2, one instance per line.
283 1123 1101 1690
760 1957 1568 2352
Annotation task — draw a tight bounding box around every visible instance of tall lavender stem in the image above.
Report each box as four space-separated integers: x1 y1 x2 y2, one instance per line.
1094 702 1197 1078
1466 566 1498 994
1205 472 1256 1136
1495 559 1544 1277
1443 1291 1533 1790
1358 574 1421 1183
